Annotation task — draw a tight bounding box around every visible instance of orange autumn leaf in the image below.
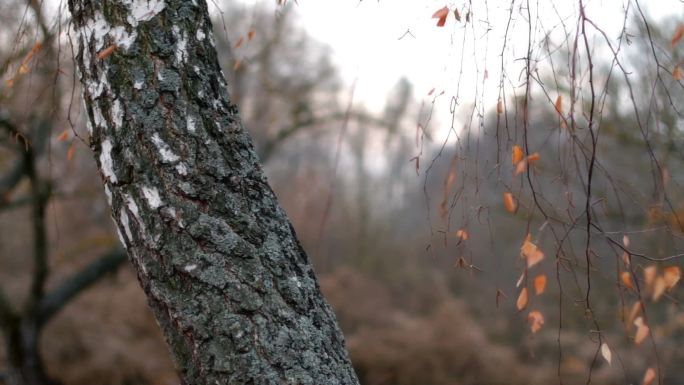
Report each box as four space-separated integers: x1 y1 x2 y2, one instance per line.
66 142 75 161
643 367 656 385
663 266 681 290
644 265 657 288
233 59 242 71
234 36 244 48
432 6 449 27
57 129 69 142
455 229 469 241
503 192 516 213
634 317 649 345
672 24 684 48
521 238 544 268
527 310 544 333
674 66 682 81
511 145 524 165
497 100 504 115
514 159 527 175
554 95 563 115
621 271 634 290
247 29 255 41
533 274 547 295
97 44 117 60
626 302 642 329
516 287 528 311
526 152 540 164
652 276 666 301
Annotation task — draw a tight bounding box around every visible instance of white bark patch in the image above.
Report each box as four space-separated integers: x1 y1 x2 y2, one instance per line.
175 163 188 175
100 139 118 183
196 30 205 41
120 211 133 241
186 115 196 133
111 99 124 129
184 264 198 272
104 184 113 205
151 133 180 163
116 227 127 248
134 80 144 90
142 186 163 209
109 26 138 50
173 26 188 65
125 0 166 26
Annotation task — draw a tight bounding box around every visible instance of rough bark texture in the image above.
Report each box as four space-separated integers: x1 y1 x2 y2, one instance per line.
67 1 359 384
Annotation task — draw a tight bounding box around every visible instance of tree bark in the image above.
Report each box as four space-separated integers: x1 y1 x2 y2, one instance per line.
67 1 359 384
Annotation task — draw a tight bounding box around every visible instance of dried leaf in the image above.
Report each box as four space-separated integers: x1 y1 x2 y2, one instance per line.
554 95 563 115
66 142 75 161
511 145 524 165
18 64 29 74
526 152 540 164
97 44 117 60
57 129 69 142
233 59 242 71
634 317 649 345
497 100 504 114
516 287 528 311
521 238 544 268
600 343 612 366
621 271 634 290
247 29 255 41
623 235 630 247
454 9 461 22
643 367 656 385
432 6 449 27
652 276 666 301
534 274 547 295
626 302 642 329
503 192 517 213
455 229 469 241
644 265 657 288
672 24 684 48
674 66 682 81
514 159 527 175
234 36 244 48
663 266 681 290
527 310 544 333
516 272 525 288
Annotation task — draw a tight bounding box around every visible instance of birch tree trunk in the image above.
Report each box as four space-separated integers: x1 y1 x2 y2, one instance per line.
68 1 359 384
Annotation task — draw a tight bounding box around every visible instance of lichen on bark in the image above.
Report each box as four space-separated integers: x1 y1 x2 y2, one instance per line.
68 0 360 383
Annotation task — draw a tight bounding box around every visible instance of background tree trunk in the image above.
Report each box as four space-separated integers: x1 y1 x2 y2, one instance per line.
68 1 359 384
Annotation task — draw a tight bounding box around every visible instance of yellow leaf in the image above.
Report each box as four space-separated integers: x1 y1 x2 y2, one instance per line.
503 192 516 213
643 367 656 385
621 271 634 290
511 145 524 165
533 274 547 295
527 310 544 333
521 238 544 268
600 343 612 366
516 287 528 311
